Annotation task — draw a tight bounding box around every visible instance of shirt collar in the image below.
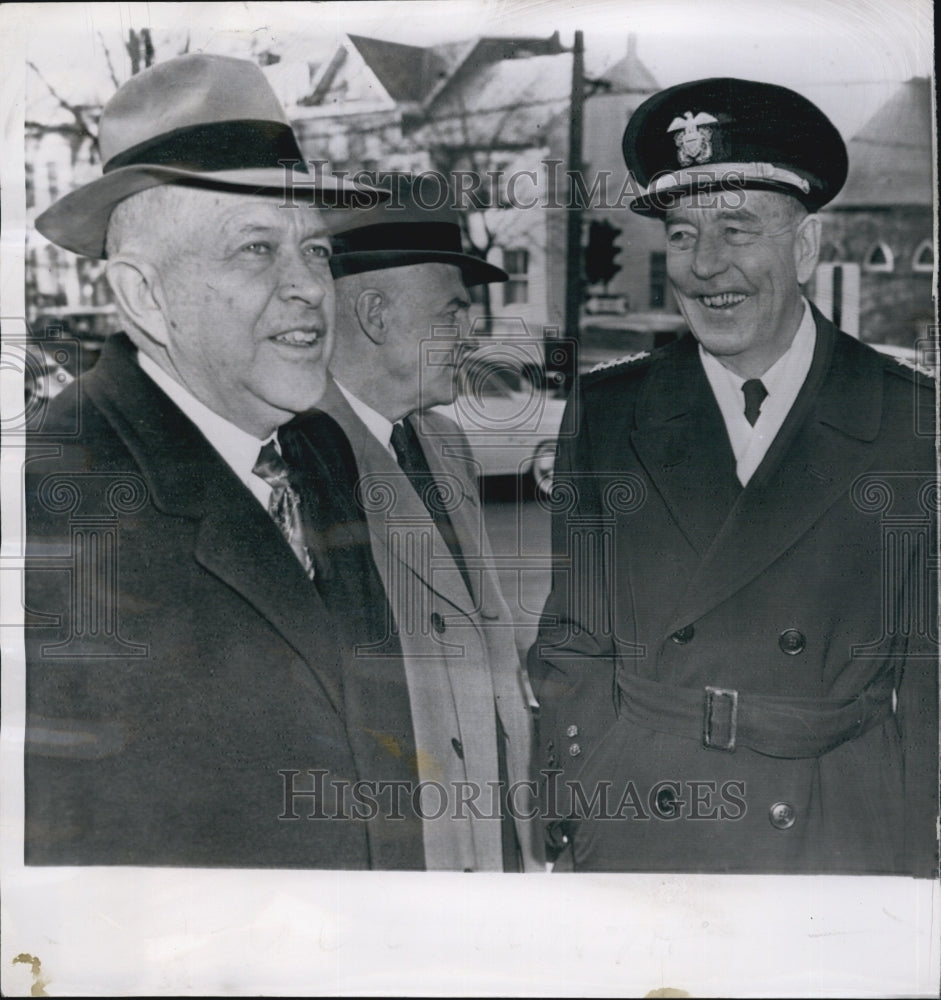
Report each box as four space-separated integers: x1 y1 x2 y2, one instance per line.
333 379 398 453
137 351 275 506
699 298 815 396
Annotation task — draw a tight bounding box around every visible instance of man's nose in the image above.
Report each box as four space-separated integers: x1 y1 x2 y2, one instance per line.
690 230 730 281
277 249 330 305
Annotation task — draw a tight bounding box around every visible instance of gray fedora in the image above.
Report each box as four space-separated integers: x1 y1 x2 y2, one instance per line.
35 53 386 259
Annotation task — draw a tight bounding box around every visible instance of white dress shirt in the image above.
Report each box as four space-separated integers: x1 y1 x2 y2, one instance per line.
137 352 276 509
699 300 816 486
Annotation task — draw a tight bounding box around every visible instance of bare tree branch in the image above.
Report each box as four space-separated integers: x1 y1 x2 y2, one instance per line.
98 31 121 89
26 60 98 151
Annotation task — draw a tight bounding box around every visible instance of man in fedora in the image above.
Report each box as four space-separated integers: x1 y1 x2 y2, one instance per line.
24 54 429 869
530 78 938 875
282 180 544 871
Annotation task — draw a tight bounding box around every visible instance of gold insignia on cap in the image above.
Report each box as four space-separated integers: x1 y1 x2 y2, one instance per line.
667 111 719 166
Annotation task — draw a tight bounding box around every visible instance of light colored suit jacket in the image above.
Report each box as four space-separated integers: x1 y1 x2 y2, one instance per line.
317 378 543 871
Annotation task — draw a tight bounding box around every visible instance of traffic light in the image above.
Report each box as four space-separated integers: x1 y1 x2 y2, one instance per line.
584 219 622 288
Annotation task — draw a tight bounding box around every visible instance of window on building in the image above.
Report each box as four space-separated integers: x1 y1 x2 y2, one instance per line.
502 248 529 305
863 241 894 273
649 251 667 308
912 239 934 273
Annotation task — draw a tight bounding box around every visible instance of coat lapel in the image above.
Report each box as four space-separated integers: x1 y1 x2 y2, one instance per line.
630 336 742 555
664 313 884 637
318 381 478 617
87 335 344 711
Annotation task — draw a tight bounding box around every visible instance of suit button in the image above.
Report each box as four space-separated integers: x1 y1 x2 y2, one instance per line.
451 738 464 759
778 629 805 655
568 743 581 757
431 612 446 634
769 801 796 830
671 625 695 644
656 785 678 817
565 725 579 738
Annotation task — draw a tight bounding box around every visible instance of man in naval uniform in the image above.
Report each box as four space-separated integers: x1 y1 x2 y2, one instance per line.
530 78 938 875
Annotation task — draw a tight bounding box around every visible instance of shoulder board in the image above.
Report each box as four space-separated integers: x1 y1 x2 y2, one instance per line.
885 353 937 384
584 350 652 382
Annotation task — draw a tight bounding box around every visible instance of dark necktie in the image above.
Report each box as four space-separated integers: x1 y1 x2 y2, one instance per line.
390 418 474 599
252 441 331 583
742 378 768 426
277 413 425 870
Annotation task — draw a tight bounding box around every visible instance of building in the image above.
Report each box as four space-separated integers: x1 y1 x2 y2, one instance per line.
813 77 935 347
277 32 663 345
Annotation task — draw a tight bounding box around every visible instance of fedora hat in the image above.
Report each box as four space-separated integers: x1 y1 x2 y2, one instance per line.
328 176 508 287
35 53 386 259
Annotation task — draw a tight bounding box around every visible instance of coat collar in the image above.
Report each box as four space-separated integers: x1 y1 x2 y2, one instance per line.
662 309 886 636
315 380 480 616
629 334 742 554
84 334 344 710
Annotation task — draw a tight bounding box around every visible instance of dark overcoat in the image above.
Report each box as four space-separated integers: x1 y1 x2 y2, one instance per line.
530 309 939 875
24 334 422 869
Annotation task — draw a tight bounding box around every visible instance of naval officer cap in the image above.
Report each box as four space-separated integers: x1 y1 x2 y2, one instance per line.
622 77 848 217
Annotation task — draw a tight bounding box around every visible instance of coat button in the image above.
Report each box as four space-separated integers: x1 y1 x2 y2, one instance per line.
778 629 805 655
565 724 579 738
568 743 581 757
451 738 464 759
671 625 695 644
656 785 678 816
431 612 446 634
769 801 796 830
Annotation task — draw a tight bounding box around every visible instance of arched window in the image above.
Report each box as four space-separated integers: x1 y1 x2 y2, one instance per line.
863 241 894 273
911 239 934 273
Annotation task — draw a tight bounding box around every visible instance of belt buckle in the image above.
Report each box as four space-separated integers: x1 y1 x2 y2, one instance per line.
703 686 739 752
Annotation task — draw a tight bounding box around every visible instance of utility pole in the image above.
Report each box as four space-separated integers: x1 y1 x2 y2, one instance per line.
562 29 585 388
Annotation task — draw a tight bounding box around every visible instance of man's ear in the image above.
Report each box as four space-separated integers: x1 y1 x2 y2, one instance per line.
794 213 821 285
106 255 171 345
354 288 388 345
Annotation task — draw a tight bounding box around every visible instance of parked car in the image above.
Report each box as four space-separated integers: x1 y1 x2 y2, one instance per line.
432 347 568 494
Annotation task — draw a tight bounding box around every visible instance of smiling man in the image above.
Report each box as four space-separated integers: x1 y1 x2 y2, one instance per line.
281 184 544 871
530 78 938 875
21 54 430 870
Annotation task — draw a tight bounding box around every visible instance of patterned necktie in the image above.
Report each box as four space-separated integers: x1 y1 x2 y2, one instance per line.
742 378 768 426
390 418 474 599
253 440 329 582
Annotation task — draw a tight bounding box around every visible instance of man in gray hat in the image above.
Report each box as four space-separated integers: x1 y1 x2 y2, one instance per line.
24 54 430 870
530 78 938 876
283 181 544 871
